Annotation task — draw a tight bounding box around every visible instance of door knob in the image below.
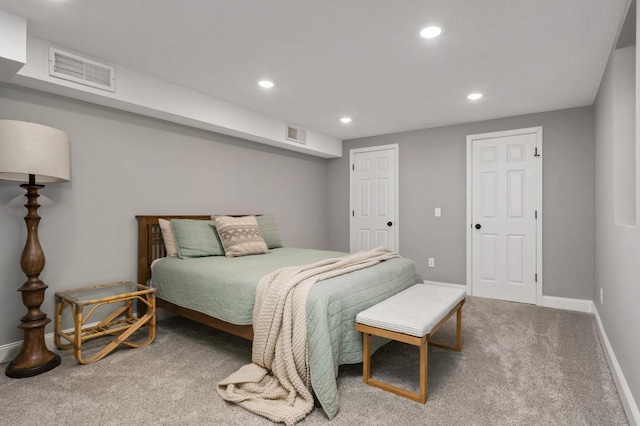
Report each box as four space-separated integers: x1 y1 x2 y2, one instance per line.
387 221 393 227
475 223 481 229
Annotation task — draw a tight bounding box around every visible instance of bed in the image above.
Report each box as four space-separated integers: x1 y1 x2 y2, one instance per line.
136 215 423 419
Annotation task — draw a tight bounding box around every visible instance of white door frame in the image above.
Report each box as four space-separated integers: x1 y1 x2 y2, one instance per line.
349 144 400 253
466 127 543 305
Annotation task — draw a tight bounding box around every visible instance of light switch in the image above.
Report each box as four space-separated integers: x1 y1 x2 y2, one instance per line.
435 207 441 217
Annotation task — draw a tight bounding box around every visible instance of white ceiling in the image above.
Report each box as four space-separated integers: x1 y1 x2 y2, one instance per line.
0 0 631 141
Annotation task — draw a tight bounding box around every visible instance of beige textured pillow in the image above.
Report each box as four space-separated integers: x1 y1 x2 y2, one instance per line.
158 218 178 256
212 215 269 258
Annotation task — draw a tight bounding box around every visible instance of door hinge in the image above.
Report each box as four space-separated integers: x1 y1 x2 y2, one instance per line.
352 164 355 171
535 273 538 282
534 147 540 157
352 210 355 217
535 210 538 219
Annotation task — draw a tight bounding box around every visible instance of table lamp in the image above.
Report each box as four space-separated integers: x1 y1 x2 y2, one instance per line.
0 119 70 378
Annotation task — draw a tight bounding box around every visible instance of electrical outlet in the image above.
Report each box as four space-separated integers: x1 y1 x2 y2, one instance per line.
600 288 604 304
428 258 435 267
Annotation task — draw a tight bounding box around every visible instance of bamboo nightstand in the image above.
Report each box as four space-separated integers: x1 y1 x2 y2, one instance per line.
54 281 156 364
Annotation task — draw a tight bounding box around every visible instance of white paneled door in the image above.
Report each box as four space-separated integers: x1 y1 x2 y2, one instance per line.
469 129 541 304
350 145 398 253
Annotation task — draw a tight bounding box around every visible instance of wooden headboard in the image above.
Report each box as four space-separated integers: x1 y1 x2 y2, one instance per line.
136 215 211 285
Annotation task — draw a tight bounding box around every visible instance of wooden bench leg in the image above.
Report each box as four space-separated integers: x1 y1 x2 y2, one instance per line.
356 323 428 403
362 331 371 384
419 339 428 403
455 303 463 351
428 300 465 352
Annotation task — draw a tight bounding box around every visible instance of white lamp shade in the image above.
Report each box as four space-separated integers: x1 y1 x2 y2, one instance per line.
0 120 71 183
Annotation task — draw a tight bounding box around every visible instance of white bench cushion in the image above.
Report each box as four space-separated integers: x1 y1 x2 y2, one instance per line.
356 284 466 337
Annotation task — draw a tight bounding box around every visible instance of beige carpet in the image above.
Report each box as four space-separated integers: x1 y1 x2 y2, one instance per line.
0 296 629 425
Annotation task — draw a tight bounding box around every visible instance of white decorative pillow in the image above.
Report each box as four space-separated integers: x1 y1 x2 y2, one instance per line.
158 218 178 256
212 215 269 258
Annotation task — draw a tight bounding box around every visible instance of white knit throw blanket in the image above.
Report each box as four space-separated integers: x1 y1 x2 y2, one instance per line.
217 247 399 425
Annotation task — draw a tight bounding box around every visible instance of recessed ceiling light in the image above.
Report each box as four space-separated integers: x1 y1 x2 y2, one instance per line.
340 117 352 124
420 26 442 39
258 80 274 88
467 93 483 100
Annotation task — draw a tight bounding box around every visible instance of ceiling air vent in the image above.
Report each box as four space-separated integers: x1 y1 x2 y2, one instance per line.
48 47 116 92
285 124 306 145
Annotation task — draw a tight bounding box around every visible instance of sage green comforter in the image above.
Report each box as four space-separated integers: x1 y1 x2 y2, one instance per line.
151 247 422 419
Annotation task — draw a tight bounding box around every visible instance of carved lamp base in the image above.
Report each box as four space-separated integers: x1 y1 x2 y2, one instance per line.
5 183 62 378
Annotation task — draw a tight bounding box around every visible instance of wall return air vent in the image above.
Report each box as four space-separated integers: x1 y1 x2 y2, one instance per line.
48 47 116 92
285 124 307 145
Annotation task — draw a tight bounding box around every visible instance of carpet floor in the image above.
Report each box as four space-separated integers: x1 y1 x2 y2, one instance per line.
0 296 629 425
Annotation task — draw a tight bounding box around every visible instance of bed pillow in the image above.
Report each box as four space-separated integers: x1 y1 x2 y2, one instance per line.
158 218 178 256
212 215 269 258
171 219 225 259
256 214 283 249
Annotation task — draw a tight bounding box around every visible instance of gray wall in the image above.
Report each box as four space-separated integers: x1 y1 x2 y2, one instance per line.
0 84 329 346
328 107 595 300
594 46 640 415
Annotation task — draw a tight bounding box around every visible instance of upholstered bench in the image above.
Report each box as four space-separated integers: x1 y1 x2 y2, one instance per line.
355 284 466 403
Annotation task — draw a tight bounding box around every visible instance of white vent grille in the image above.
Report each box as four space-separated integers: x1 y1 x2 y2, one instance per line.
285 124 306 144
49 47 116 92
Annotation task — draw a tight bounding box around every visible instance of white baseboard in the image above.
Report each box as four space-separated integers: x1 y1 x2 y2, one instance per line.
540 295 594 313
594 305 640 426
424 282 595 314
422 280 467 289
0 331 59 365
0 340 26 365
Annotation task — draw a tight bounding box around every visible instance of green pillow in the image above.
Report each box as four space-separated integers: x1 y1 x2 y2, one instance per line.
171 219 224 258
257 214 283 249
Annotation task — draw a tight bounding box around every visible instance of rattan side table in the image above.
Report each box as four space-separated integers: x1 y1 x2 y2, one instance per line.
54 281 156 364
